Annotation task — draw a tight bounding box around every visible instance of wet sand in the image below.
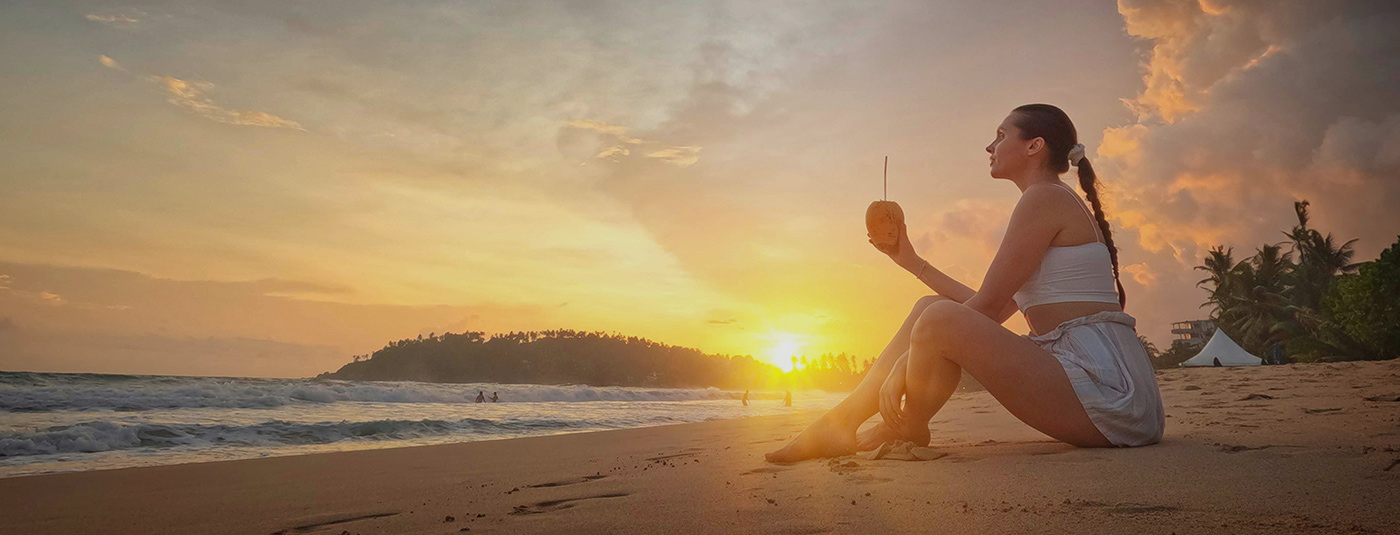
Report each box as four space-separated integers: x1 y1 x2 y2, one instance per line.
2 359 1397 534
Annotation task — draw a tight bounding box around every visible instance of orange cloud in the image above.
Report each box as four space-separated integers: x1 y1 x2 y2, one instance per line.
565 120 644 145
85 11 141 28
646 146 702 167
1121 262 1158 287
1095 0 1400 354
153 75 305 130
99 56 304 130
1116 0 1206 122
1098 124 1147 165
1115 0 1278 123
594 145 630 161
558 120 701 166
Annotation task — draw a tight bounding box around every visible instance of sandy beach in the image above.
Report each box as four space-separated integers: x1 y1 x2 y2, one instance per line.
3 359 1397 535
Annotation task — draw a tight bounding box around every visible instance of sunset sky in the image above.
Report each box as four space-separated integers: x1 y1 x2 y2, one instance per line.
2 0 1397 378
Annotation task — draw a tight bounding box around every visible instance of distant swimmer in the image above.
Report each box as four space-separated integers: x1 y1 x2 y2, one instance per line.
491 391 499 403
742 390 749 406
784 390 792 407
475 391 486 403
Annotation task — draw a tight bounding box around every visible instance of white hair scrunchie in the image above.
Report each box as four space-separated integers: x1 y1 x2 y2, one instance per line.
1067 143 1087 167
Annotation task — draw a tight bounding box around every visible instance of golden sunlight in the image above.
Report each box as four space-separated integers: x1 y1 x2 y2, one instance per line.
763 332 807 372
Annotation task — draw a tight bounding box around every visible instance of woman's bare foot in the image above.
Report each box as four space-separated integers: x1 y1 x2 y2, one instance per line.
764 413 857 462
856 421 899 451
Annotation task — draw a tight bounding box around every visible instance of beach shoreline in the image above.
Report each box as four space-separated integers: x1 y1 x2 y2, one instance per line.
2 360 1397 534
0 373 848 478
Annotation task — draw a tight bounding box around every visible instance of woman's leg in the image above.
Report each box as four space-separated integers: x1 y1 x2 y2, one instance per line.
902 300 1113 447
830 295 950 425
765 295 949 462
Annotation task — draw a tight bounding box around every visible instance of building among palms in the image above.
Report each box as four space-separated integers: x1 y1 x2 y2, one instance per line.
1170 319 1216 352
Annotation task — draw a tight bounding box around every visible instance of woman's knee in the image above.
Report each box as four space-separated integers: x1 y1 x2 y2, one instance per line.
911 300 975 347
909 295 947 318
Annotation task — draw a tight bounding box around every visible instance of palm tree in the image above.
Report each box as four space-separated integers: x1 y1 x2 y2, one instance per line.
1195 246 1237 319
1193 200 1368 362
1272 200 1367 359
1218 244 1293 355
1285 201 1361 311
1137 335 1160 359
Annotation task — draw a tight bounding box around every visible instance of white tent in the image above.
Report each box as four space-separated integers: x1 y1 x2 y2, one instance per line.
1180 329 1263 367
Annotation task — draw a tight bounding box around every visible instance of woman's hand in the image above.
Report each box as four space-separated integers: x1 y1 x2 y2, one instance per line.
878 354 910 436
869 220 924 274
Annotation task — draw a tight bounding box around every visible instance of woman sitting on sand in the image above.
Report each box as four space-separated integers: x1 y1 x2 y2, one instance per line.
767 104 1165 462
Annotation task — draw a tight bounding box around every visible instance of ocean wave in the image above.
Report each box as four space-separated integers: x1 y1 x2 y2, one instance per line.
0 415 647 458
0 372 732 412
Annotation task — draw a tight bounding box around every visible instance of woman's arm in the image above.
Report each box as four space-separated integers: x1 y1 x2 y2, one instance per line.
877 221 1021 319
962 185 1063 321
910 260 975 304
914 261 1020 320
880 221 977 303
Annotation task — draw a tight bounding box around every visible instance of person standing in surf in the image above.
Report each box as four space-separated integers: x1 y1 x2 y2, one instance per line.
767 104 1165 462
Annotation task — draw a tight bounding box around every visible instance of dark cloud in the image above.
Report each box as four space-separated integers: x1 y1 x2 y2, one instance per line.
1098 0 1400 343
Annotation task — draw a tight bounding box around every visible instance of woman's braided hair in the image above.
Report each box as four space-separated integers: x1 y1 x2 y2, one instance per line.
1011 103 1126 308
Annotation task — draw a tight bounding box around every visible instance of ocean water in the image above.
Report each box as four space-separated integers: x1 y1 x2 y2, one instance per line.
0 371 842 478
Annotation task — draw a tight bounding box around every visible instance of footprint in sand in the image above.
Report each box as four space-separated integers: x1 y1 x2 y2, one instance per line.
1217 444 1273 453
1304 407 1342 414
1214 443 1306 454
749 438 788 445
1031 450 1099 462
270 512 399 534
646 452 701 462
827 462 866 475
844 473 894 484
508 493 630 515
1064 499 1180 516
526 474 608 488
741 466 792 475
767 524 835 535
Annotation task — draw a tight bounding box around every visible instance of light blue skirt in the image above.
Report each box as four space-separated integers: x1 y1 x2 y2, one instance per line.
1025 311 1166 447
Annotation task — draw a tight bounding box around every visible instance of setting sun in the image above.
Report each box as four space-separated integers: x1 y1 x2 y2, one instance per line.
765 332 807 372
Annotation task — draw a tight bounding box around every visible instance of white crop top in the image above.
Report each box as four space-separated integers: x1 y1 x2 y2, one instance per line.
1012 183 1121 314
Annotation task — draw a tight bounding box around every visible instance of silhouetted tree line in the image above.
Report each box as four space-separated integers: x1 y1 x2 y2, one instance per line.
1172 200 1399 364
318 328 875 390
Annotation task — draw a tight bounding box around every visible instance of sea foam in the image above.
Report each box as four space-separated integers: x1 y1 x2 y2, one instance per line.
0 371 838 477
0 371 730 412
